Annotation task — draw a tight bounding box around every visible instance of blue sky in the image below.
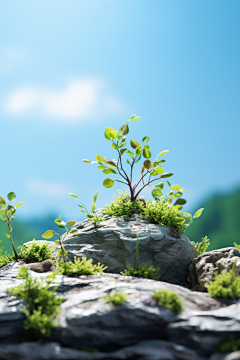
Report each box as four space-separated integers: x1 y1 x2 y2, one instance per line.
0 0 239 221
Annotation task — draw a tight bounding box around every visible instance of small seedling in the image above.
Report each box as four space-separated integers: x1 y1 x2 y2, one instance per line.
42 215 78 257
153 289 184 314
69 191 105 227
191 236 210 255
0 192 25 259
207 260 240 299
103 291 128 306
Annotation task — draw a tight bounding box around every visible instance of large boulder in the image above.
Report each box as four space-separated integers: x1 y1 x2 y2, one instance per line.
54 211 197 285
188 247 240 292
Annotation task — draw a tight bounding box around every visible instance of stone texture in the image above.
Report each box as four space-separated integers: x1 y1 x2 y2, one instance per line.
29 259 56 273
188 247 240 291
52 211 197 285
1 262 239 357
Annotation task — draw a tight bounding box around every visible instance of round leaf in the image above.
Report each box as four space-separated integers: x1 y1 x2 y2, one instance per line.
171 184 185 192
130 139 139 149
42 230 56 239
119 124 129 135
70 229 78 234
193 208 204 218
173 191 182 198
103 169 113 174
0 196 6 207
126 150 134 158
67 220 77 226
112 143 120 149
120 148 127 155
7 192 16 202
155 182 164 189
155 167 164 174
104 127 115 140
143 148 151 159
54 240 60 244
110 130 118 139
96 154 104 163
97 165 108 170
158 150 169 156
142 136 149 143
144 160 151 169
174 198 187 205
161 173 173 178
151 189 162 198
103 178 114 188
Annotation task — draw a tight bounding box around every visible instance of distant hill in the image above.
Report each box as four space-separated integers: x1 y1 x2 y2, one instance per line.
185 186 240 250
1 187 240 255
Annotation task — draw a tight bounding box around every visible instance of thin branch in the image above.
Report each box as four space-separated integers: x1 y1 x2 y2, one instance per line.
134 177 162 199
114 179 128 185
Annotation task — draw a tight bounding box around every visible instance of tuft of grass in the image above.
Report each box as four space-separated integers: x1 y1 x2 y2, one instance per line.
18 240 55 263
103 291 128 306
191 236 210 255
102 190 144 218
207 260 240 299
0 240 14 267
215 336 240 353
7 266 64 343
121 262 160 280
153 289 184 314
56 256 107 277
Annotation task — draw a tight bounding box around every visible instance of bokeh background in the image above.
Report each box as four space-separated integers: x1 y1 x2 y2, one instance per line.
1 0 240 253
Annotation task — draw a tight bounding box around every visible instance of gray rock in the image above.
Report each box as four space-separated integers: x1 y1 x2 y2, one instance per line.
52 210 197 285
188 247 240 291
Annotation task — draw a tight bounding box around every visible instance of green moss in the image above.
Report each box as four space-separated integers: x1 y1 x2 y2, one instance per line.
102 190 144 218
18 240 55 263
103 291 128 306
7 266 64 343
207 260 240 299
121 263 160 280
191 236 210 255
153 289 184 314
0 240 14 267
56 256 107 277
140 199 184 232
215 336 240 353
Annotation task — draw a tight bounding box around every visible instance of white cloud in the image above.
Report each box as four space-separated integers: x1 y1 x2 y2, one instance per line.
27 179 69 198
4 78 125 122
0 46 27 74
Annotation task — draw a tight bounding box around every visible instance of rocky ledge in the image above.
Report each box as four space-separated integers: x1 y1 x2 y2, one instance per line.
1 261 240 359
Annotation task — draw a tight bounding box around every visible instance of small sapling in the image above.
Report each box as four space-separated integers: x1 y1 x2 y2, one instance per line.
0 192 25 259
42 215 78 257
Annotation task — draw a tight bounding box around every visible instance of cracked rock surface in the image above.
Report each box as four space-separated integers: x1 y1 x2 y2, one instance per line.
1 261 240 359
53 211 197 285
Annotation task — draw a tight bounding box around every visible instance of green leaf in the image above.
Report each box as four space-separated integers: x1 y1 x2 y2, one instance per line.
112 143 120 150
151 189 162 198
119 124 129 135
143 148 151 159
129 115 142 122
82 159 92 163
104 158 117 167
155 167 164 175
135 155 141 163
70 229 78 234
0 216 7 222
143 160 151 169
158 150 169 156
161 173 173 178
120 148 127 155
110 130 118 139
42 230 56 239
142 136 149 143
56 214 61 222
96 154 105 163
166 181 171 187
86 214 94 219
175 205 183 210
193 208 204 218
103 178 114 188
91 203 96 213
234 242 240 250
7 192 16 202
104 127 115 140
54 240 60 245
120 141 126 148
0 196 6 207
67 220 77 226
151 169 159 176
15 202 25 208
69 193 78 200
97 165 108 170
126 150 134 158
155 182 164 189
136 146 143 156
57 249 63 257
103 169 112 174
181 212 193 221
5 233 10 239
130 139 139 149
0 209 6 216
172 191 182 198
174 198 187 205
93 191 98 203
63 248 68 255
171 184 185 192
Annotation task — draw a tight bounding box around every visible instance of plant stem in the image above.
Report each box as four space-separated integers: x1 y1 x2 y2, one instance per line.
7 222 18 259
